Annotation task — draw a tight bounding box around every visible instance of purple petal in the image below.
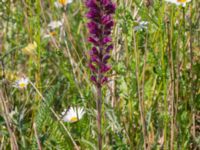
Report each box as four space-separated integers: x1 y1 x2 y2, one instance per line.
89 47 99 56
102 37 111 44
91 75 97 83
91 55 100 63
103 30 111 36
101 15 112 24
88 37 99 45
105 21 114 29
89 63 97 72
101 76 108 84
103 54 110 63
86 8 101 19
89 28 101 37
102 0 110 6
105 3 116 14
86 0 98 8
106 45 113 52
100 64 111 73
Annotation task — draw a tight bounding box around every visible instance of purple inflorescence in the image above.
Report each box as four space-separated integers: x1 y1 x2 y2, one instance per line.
86 0 116 87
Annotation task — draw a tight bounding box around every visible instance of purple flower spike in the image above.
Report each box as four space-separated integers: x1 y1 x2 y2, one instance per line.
86 0 115 86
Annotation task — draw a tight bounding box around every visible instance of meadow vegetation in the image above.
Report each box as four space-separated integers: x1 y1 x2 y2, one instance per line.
0 0 199 149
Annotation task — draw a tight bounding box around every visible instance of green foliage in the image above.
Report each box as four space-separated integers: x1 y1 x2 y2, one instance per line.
31 84 72 150
0 0 199 149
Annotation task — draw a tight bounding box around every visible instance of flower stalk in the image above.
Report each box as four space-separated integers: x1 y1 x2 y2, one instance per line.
85 0 116 149
96 84 102 150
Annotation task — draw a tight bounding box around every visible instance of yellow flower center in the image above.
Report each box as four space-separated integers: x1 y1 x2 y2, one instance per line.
19 82 26 88
70 117 78 122
177 0 187 2
59 0 67 5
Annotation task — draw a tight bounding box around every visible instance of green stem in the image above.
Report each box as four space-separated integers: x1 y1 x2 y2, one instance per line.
96 85 102 150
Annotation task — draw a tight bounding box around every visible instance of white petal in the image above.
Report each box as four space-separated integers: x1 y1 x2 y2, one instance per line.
68 0 73 4
68 107 75 114
62 115 70 122
78 107 85 119
61 109 67 115
24 78 29 84
182 3 187 7
43 34 51 38
48 21 63 29
61 107 85 122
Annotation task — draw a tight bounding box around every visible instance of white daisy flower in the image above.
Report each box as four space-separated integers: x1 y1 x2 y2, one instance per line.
48 20 63 30
14 77 29 89
54 0 73 8
61 107 85 123
165 0 191 7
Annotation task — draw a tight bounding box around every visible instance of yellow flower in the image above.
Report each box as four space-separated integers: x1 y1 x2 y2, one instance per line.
22 41 37 56
61 107 85 123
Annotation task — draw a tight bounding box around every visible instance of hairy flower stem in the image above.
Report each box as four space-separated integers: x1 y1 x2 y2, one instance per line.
96 84 102 150
96 66 103 150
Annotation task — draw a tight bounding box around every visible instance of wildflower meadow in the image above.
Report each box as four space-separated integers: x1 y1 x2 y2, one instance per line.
0 0 199 149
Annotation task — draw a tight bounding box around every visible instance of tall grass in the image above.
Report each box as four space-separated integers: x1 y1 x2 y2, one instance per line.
0 0 199 149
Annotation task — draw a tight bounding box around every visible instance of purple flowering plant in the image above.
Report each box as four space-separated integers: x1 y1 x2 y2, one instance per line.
86 0 116 87
86 0 116 149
